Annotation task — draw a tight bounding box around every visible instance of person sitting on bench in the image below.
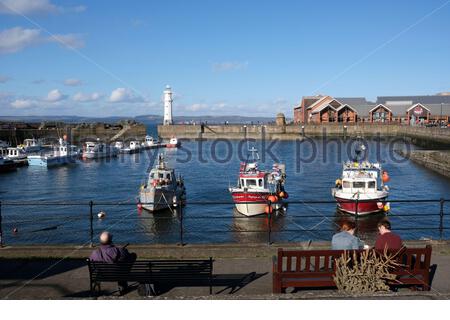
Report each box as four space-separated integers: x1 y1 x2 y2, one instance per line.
331 220 364 250
374 219 403 251
89 231 137 294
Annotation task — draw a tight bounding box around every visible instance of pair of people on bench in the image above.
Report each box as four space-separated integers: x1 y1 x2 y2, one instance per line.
332 219 403 251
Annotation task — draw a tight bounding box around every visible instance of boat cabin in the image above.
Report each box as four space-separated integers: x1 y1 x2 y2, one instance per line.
0 147 27 159
341 177 377 194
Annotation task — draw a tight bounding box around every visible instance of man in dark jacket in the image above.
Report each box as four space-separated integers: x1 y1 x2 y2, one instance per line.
375 219 403 251
90 231 137 294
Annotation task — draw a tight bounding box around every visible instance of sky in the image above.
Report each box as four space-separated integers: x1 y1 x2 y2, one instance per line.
0 0 449 118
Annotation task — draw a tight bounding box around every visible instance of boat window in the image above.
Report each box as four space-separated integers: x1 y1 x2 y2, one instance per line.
166 173 171 180
258 179 263 187
343 181 351 188
158 173 164 178
353 181 365 188
246 179 257 187
368 181 376 189
150 173 154 178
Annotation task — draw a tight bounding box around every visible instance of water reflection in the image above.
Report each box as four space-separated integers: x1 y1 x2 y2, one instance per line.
137 208 181 243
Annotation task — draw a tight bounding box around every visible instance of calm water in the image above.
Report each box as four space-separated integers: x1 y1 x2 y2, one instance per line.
1 126 449 245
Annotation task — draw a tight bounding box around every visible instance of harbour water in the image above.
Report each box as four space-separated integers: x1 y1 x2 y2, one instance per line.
1 125 449 245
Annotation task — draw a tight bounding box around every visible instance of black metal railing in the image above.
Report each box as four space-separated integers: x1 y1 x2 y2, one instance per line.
0 198 448 247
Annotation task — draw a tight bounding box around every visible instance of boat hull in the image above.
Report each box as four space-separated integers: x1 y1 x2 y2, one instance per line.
139 187 185 212
335 196 388 215
28 155 76 167
82 151 118 160
0 161 17 173
231 191 283 217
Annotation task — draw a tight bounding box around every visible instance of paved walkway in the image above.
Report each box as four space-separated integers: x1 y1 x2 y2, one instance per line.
1 250 450 299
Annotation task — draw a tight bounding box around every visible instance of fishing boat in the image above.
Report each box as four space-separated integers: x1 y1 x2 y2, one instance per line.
141 135 159 149
0 147 28 166
139 154 186 212
0 156 17 173
332 144 390 215
229 147 288 216
82 141 118 160
20 138 43 153
27 138 77 167
123 141 142 154
166 137 180 148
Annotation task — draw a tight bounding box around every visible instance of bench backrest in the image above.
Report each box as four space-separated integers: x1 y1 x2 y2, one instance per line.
87 258 213 283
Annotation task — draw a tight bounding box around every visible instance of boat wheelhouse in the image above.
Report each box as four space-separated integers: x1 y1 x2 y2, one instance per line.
0 147 28 165
21 138 43 153
166 137 180 148
27 139 77 167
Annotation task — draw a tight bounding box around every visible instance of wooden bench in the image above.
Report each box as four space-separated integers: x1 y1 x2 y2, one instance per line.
87 258 213 295
273 246 433 293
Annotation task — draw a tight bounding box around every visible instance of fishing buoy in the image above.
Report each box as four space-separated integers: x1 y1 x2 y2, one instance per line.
12 228 18 234
377 202 384 209
152 180 157 187
382 171 390 183
97 211 106 219
265 205 273 214
137 203 143 213
335 179 342 187
267 195 278 203
383 203 390 212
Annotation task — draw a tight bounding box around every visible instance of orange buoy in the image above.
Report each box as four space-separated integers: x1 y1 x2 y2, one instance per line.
264 205 273 214
267 195 278 203
382 171 390 183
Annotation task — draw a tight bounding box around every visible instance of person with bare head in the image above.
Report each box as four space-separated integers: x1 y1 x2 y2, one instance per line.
89 231 137 294
375 219 403 250
331 220 364 250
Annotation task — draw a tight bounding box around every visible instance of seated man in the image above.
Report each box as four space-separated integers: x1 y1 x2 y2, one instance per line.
90 231 137 294
332 220 364 250
374 219 403 251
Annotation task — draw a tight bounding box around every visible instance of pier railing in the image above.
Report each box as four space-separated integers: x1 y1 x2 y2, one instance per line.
0 198 448 247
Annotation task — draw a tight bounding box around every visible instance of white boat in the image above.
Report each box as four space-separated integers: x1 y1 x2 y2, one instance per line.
123 141 142 154
113 141 126 153
27 138 77 167
20 138 43 153
229 147 288 216
141 135 159 149
82 141 118 160
166 137 180 148
0 147 28 166
331 144 390 216
139 154 186 212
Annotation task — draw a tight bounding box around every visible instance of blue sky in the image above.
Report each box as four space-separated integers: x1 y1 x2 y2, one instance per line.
0 0 449 118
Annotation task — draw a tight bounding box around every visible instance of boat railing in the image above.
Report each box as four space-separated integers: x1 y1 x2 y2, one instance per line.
0 198 448 247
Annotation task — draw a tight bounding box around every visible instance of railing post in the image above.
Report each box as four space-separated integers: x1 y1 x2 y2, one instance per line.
268 200 272 245
440 198 444 240
179 203 184 246
0 201 3 248
89 200 94 247
354 198 359 236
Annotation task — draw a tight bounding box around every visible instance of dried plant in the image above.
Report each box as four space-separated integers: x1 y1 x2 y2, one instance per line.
333 248 404 294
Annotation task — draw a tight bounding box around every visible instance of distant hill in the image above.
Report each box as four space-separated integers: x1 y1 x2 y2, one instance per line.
0 114 284 124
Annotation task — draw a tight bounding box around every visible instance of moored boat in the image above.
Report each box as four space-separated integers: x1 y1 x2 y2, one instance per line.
0 156 17 173
27 138 77 167
20 138 43 153
82 141 118 160
0 147 28 166
166 137 180 148
123 140 142 154
332 160 390 216
141 135 159 149
139 154 186 212
229 147 288 216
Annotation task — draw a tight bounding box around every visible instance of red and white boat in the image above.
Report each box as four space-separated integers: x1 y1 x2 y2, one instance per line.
332 160 390 215
229 147 288 216
166 137 180 148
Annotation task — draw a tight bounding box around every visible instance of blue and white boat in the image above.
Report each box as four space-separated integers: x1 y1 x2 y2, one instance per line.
27 139 77 167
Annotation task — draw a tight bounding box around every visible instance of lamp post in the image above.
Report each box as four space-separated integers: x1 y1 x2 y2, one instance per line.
441 102 443 125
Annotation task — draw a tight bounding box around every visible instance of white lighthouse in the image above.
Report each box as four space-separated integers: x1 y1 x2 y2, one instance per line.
163 85 173 125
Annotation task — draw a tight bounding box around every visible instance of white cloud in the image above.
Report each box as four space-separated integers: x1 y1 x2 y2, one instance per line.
0 27 85 54
0 0 86 15
212 61 249 72
46 89 67 102
0 0 57 15
109 88 142 103
64 78 82 86
0 75 11 83
0 27 41 54
11 99 37 109
186 103 208 112
73 92 102 102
